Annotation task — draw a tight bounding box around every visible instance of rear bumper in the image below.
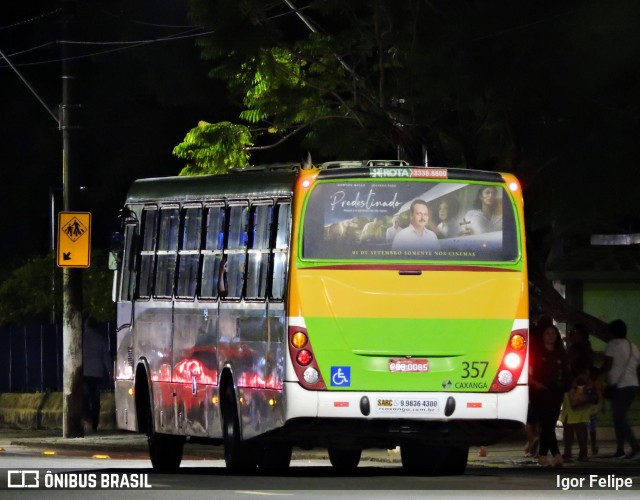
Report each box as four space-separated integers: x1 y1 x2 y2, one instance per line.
285 382 527 421
281 382 527 447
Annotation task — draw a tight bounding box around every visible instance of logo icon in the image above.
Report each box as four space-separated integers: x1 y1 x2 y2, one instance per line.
442 379 452 390
8 470 39 488
330 366 351 387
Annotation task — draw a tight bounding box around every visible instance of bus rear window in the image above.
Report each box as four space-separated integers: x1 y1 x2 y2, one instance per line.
301 180 519 263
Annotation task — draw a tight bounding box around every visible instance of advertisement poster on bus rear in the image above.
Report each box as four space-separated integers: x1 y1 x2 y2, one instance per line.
302 181 518 262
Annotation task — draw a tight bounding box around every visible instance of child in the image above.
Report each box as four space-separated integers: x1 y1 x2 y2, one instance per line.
587 366 605 455
560 371 597 462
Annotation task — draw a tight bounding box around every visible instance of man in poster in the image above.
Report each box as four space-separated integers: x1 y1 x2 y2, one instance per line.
391 199 440 251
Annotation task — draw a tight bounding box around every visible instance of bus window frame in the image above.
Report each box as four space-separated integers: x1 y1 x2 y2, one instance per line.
245 201 273 302
270 199 291 302
199 203 226 301
137 205 159 301
175 203 204 301
154 204 181 300
221 201 249 301
117 220 138 303
298 179 523 267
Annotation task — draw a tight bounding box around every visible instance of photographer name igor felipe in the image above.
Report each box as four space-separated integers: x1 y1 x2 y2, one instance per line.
557 474 634 491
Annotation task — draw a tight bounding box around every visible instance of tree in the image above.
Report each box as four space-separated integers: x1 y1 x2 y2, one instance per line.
173 121 252 174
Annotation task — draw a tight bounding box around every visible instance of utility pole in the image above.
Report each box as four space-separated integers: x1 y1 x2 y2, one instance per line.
61 0 84 438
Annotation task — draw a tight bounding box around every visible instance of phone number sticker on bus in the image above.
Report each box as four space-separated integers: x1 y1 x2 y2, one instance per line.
374 398 440 414
388 359 429 372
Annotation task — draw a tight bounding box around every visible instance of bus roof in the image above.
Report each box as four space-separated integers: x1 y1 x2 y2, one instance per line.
126 167 299 204
125 162 513 205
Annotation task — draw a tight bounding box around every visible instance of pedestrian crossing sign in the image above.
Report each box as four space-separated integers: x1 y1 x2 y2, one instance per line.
57 211 91 268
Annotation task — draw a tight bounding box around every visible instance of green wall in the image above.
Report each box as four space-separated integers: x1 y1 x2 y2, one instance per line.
583 282 640 352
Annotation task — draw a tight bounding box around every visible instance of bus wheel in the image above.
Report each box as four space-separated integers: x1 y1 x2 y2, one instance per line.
328 447 362 470
139 386 184 471
401 443 431 474
401 443 468 475
439 445 469 475
222 385 257 471
148 432 185 471
258 444 292 471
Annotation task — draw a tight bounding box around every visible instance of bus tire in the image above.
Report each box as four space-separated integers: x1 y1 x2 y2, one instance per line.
257 444 292 471
439 445 469 475
401 443 468 475
136 372 185 471
222 384 257 471
148 432 185 471
328 447 361 470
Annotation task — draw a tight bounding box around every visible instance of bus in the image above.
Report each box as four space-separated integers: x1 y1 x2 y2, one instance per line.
110 160 528 475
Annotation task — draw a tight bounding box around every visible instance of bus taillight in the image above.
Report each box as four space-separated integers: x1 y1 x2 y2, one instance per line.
288 326 327 390
291 331 308 349
296 349 313 366
489 329 527 392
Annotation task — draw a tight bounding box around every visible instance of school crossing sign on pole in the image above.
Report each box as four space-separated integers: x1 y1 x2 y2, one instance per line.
57 212 91 268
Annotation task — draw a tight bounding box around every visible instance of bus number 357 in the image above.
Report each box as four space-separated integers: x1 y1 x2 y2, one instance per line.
461 361 489 379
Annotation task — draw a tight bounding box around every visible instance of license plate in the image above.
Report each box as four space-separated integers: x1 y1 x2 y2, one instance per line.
374 397 439 414
388 358 429 372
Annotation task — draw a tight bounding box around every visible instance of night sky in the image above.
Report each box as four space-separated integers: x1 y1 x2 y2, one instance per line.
2 1 640 282
0 0 234 275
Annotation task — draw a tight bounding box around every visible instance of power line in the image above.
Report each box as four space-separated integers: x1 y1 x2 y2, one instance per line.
4 41 57 58
0 47 59 124
78 0 201 30
0 8 61 32
0 29 214 69
59 27 205 45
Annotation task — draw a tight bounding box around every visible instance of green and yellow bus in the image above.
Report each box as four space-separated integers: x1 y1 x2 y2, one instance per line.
111 160 528 475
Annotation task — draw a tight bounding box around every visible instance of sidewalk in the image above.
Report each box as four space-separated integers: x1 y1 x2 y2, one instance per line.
0 427 635 467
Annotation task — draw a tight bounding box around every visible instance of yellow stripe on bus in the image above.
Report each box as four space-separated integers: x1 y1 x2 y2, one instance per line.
293 269 526 320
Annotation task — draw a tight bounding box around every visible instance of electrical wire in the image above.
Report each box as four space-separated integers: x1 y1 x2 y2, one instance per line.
0 8 61 32
77 0 202 30
0 29 214 69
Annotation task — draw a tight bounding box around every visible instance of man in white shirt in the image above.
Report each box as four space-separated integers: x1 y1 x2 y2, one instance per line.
391 199 439 251
386 216 402 242
601 319 640 459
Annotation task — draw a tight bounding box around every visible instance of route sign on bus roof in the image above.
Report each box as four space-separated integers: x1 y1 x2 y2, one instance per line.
57 212 91 268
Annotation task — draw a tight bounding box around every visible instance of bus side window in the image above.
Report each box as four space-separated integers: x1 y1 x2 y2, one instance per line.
200 205 225 299
246 204 272 299
120 223 138 302
138 208 158 299
225 204 248 299
176 206 202 299
155 206 180 298
271 202 291 300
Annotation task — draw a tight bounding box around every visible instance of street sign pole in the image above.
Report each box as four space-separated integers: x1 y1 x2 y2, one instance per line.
61 0 84 439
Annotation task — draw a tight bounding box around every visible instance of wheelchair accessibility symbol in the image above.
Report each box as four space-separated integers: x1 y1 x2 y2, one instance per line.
330 366 351 387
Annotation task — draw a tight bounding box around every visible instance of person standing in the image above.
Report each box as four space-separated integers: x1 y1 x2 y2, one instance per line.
601 319 640 459
385 216 402 243
560 371 595 462
529 324 569 467
83 317 112 434
524 314 552 457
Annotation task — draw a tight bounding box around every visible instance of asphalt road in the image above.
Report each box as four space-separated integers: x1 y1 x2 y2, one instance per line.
0 437 639 499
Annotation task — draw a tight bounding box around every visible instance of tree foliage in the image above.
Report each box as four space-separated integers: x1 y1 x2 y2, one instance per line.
184 0 640 238
0 252 113 325
173 120 253 175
